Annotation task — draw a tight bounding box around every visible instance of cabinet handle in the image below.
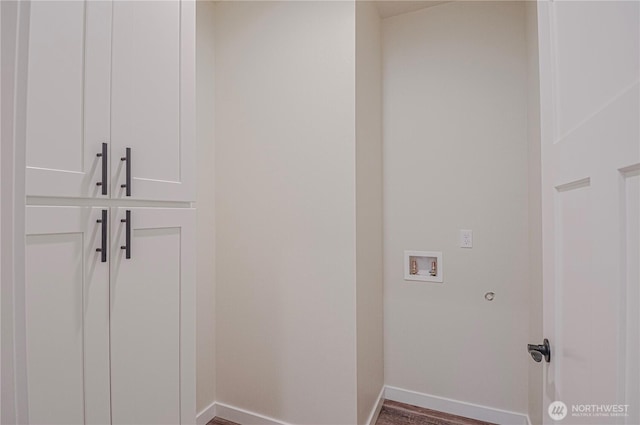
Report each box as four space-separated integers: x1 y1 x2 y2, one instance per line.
120 210 131 259
120 147 131 197
96 209 107 262
96 143 108 195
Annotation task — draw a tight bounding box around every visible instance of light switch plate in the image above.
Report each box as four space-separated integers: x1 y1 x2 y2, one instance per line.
460 229 473 248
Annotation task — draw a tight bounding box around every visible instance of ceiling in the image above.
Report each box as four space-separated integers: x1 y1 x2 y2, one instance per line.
375 1 449 19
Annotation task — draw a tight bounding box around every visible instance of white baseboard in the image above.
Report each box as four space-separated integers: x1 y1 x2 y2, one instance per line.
367 387 385 425
214 402 291 425
197 386 528 425
384 386 529 425
196 401 218 425
197 391 384 425
197 401 289 425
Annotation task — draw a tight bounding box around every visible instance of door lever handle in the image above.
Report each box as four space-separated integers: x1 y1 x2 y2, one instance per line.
528 339 551 363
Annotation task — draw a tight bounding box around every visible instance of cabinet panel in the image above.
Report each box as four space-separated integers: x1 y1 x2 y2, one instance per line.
25 2 111 198
110 208 195 425
111 1 195 202
25 206 110 425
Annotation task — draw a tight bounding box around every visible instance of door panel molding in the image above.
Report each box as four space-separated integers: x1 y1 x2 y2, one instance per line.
547 1 640 145
25 206 111 425
109 207 195 425
110 0 195 202
25 1 112 199
539 1 639 423
620 166 640 425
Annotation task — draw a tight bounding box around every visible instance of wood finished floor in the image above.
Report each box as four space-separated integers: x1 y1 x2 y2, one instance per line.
206 400 495 425
207 418 239 425
376 400 496 425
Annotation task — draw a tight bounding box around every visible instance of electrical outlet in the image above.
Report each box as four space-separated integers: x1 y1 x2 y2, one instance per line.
460 229 473 248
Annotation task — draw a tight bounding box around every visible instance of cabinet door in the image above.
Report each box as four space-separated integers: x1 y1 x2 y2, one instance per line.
25 206 111 425
25 2 111 198
110 207 195 425
110 1 195 202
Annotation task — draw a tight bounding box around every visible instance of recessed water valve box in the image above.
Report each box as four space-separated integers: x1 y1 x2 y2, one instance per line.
404 250 443 283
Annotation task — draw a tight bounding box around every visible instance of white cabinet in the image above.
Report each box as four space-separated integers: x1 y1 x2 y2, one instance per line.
22 1 195 423
110 207 195 425
25 0 195 202
25 206 195 425
111 1 195 202
25 1 111 199
25 206 111 425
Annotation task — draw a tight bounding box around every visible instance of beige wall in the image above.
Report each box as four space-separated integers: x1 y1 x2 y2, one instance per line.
526 3 543 424
214 2 360 423
196 0 216 414
382 1 530 414
355 2 384 424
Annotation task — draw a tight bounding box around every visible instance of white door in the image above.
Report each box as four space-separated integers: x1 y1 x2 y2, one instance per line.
25 1 111 198
110 0 195 202
110 207 195 425
25 206 110 425
538 1 639 424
